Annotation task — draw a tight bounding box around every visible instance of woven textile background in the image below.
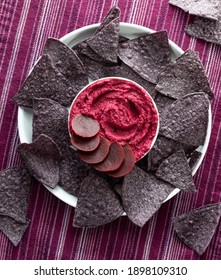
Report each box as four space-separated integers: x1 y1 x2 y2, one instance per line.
0 0 221 260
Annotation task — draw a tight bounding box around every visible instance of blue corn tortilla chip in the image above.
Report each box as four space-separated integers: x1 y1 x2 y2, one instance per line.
95 4 120 35
75 35 127 64
59 144 91 196
17 134 61 189
169 0 221 21
189 150 202 171
118 35 129 46
156 150 196 192
32 98 69 146
119 63 157 99
82 4 120 63
160 92 210 147
87 17 120 63
73 35 128 80
72 40 88 56
0 166 31 223
79 54 121 80
146 135 196 171
13 54 75 108
73 172 124 227
80 44 110 63
118 31 171 84
154 92 175 119
43 37 88 91
0 216 30 246
185 17 221 45
122 166 174 227
0 166 31 246
155 49 214 100
173 203 221 255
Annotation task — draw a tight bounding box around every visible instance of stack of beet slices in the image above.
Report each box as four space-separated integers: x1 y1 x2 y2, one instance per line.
70 114 135 178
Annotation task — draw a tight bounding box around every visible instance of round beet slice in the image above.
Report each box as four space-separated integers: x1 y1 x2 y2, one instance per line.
93 142 124 172
107 144 135 178
70 133 100 152
71 113 100 138
77 136 111 164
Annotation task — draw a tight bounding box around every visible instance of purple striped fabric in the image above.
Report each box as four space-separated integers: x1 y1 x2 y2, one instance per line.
0 0 221 260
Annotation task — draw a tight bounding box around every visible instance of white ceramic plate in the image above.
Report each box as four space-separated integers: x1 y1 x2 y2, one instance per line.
17 22 212 208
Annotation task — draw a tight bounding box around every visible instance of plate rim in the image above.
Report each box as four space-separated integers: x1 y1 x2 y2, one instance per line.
17 22 212 208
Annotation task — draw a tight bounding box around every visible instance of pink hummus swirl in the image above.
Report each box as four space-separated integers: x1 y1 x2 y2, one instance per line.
69 78 159 161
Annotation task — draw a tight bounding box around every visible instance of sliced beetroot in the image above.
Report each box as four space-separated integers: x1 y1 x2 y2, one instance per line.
107 144 135 178
93 142 124 172
70 133 100 152
71 113 100 138
77 136 111 164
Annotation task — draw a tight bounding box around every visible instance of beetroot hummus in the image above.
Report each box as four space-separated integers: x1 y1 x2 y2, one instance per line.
69 78 159 161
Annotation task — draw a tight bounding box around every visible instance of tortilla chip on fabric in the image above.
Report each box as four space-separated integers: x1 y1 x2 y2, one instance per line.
0 216 30 247
174 203 221 255
73 172 124 228
17 134 61 189
160 92 209 147
32 98 69 146
59 144 91 197
118 31 171 84
185 17 221 45
169 0 221 20
122 166 174 227
43 37 88 91
0 167 31 223
147 135 196 171
13 54 74 108
155 49 214 100
156 150 196 192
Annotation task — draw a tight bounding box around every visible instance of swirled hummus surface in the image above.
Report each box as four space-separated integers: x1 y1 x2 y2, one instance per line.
69 78 159 161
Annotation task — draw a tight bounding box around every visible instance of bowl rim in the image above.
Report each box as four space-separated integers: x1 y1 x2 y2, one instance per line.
68 76 160 162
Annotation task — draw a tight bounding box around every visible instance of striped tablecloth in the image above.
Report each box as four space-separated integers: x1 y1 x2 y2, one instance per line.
0 0 220 260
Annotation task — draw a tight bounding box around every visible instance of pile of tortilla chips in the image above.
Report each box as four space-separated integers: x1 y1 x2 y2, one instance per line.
0 4 220 255
169 0 221 45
